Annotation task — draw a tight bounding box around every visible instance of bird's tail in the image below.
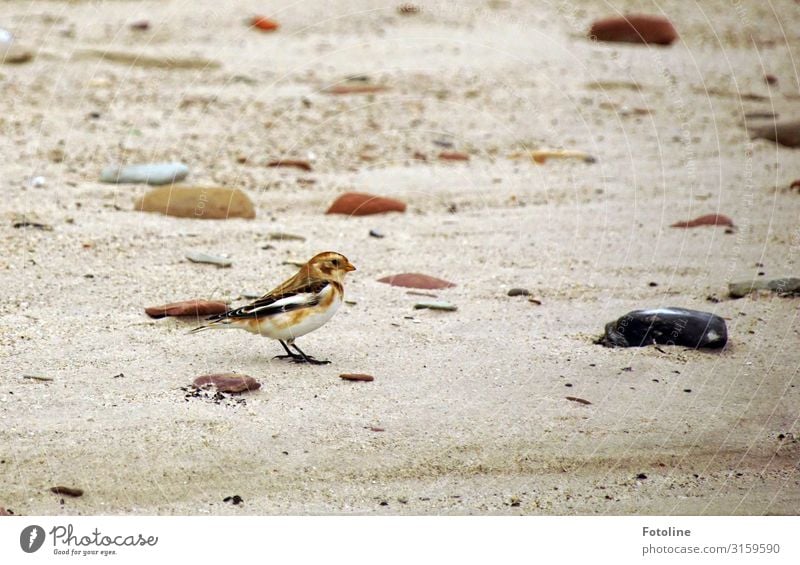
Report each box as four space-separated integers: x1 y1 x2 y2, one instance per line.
188 318 235 334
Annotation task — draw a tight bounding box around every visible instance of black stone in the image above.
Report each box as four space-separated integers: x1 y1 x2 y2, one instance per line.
598 307 727 349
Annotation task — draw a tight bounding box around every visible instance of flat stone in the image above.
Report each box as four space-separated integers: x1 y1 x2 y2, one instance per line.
50 486 83 497
101 162 189 185
324 84 389 95
414 301 457 311
589 14 678 45
728 277 800 298
75 48 221 70
326 192 406 216
193 373 261 393
0 507 13 516
599 307 727 349
339 373 374 382
267 232 306 241
507 288 530 297
670 214 734 228
750 120 800 148
145 299 228 319
378 273 455 289
136 186 256 219
267 159 311 171
186 251 232 268
1 43 34 64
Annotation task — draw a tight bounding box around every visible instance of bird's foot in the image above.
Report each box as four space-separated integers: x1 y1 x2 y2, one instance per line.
273 353 330 365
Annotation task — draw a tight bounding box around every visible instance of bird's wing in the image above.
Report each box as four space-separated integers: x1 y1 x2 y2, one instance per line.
206 278 330 322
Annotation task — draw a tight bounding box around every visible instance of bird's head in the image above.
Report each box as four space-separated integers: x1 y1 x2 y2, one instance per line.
305 251 356 282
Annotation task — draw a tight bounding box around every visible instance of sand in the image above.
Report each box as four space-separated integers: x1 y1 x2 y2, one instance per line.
1 0 798 515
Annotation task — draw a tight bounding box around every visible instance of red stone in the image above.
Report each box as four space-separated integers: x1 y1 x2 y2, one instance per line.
377 273 456 290
326 192 406 216
267 159 312 171
251 16 279 32
193 374 261 393
145 300 228 319
670 214 734 228
438 151 470 161
340 374 374 382
589 15 678 45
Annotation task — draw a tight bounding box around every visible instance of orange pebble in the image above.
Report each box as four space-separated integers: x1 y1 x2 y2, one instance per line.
251 16 279 32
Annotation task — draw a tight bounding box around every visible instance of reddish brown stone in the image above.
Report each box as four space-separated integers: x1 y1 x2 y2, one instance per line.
326 192 406 216
378 273 456 290
267 159 312 171
790 180 800 191
251 16 279 32
670 214 734 228
340 373 374 382
145 300 228 319
130 20 150 31
50 486 83 497
589 15 678 46
438 151 470 161
566 396 592 405
324 84 389 95
750 120 800 148
0 507 13 516
193 374 261 393
764 74 778 85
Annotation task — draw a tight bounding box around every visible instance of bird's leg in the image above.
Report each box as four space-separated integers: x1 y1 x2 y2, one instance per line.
273 340 305 361
289 343 331 365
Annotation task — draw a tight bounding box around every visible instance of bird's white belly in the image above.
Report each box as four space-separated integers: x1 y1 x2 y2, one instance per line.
248 294 342 342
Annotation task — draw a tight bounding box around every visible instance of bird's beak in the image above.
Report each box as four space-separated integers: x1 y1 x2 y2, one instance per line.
345 262 356 272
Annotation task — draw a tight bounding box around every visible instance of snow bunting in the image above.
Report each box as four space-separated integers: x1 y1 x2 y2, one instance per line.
191 251 355 364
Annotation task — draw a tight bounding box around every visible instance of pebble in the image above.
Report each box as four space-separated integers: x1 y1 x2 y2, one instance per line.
12 215 52 231
186 251 232 268
0 507 13 516
100 162 189 185
136 186 256 219
728 277 800 298
145 299 228 319
670 214 734 228
588 15 678 45
240 290 262 299
599 307 728 349
507 288 530 297
1 42 34 64
251 16 279 31
223 495 244 505
511 149 595 164
378 273 455 289
397 3 421 15
339 374 374 382
193 374 261 393
369 228 385 238
75 48 221 70
130 20 150 31
324 84 389 95
30 176 46 188
438 151 470 161
268 232 305 241
750 120 800 148
566 396 592 405
50 486 83 497
22 375 54 382
267 159 311 171
326 192 406 216
414 301 457 311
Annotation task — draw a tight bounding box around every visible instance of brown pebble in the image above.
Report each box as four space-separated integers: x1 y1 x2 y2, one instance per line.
589 14 678 45
267 159 312 171
750 120 800 148
566 396 592 405
50 486 83 497
193 374 261 393
145 299 228 319
764 74 778 85
670 214 734 228
130 20 150 31
326 192 406 216
340 374 374 382
438 151 470 161
0 507 13 516
136 186 256 220
378 273 455 290
324 84 389 95
369 427 385 432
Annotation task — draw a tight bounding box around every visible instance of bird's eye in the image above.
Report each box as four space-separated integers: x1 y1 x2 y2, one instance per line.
331 259 340 267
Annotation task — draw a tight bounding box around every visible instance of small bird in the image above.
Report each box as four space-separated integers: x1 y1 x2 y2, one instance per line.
191 251 356 364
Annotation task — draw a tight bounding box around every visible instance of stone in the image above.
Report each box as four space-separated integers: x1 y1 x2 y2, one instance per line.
100 162 189 185
136 186 256 219
145 299 228 319
324 84 389 95
414 301 457 311
193 373 261 393
750 120 800 148
75 48 221 70
251 16 279 31
1 43 34 64
566 396 592 405
728 277 800 298
50 486 83 497
378 273 455 289
326 192 406 216
510 149 595 164
267 159 312 171
599 307 728 349
369 229 385 238
267 232 306 241
186 252 232 268
588 15 678 45
438 151 470 161
339 374 374 382
0 507 13 516
507 288 530 297
670 214 734 228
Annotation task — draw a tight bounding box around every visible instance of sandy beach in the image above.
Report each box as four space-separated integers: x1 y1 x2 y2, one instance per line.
1 0 799 515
